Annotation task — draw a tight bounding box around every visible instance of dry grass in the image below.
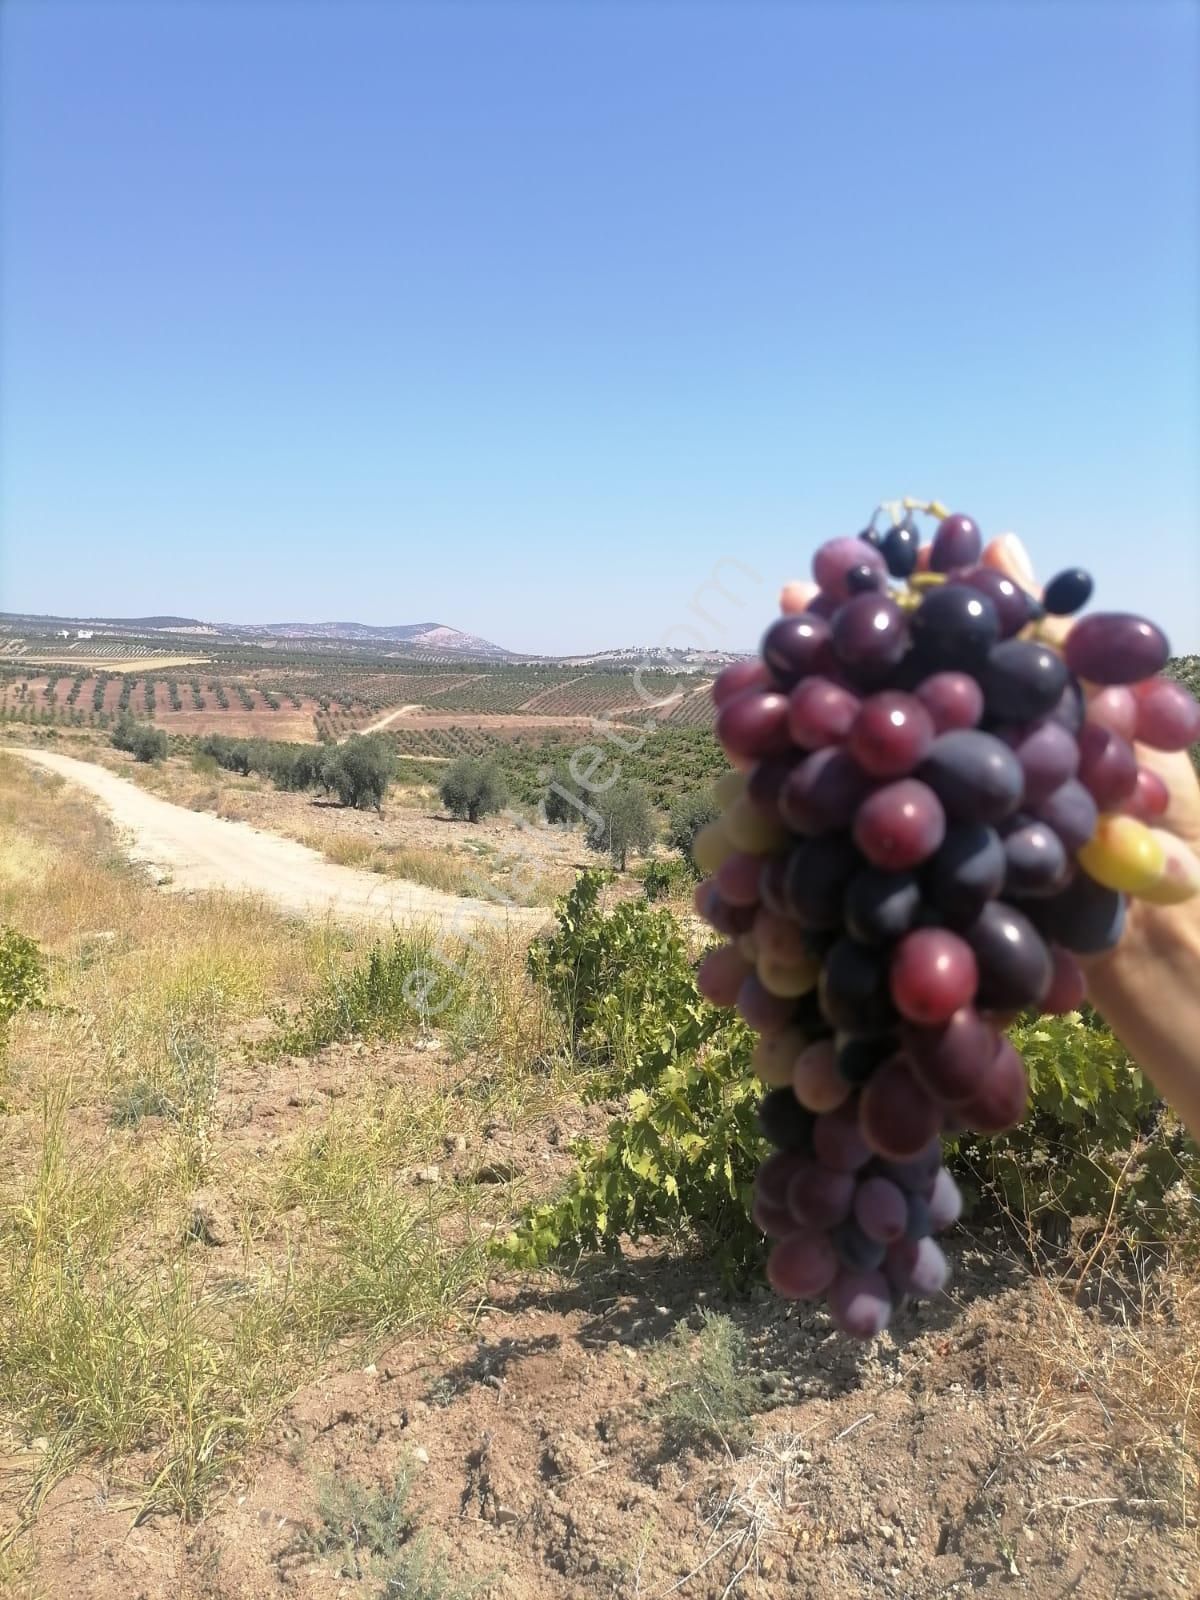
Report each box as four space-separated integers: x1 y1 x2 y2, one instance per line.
1008 1248 1200 1532
0 752 562 1547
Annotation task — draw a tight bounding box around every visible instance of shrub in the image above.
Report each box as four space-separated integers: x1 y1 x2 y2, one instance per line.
439 757 507 823
326 736 396 812
650 1311 763 1455
585 782 655 870
112 714 168 763
0 926 47 1045
639 857 694 901
667 789 721 873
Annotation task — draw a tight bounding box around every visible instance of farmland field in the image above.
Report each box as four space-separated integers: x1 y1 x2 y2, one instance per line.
0 650 721 757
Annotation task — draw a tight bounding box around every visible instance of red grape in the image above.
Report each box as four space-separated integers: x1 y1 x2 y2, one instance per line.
1134 676 1200 750
767 1232 839 1299
716 690 792 760
854 1175 909 1243
787 675 861 749
853 778 946 870
914 671 984 732
712 658 773 708
847 691 935 778
889 928 979 1025
813 536 888 601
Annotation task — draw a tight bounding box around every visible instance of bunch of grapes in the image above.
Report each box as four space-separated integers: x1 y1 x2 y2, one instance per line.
694 503 1200 1339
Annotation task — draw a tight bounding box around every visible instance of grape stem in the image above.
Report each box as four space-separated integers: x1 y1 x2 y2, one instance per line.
865 497 950 534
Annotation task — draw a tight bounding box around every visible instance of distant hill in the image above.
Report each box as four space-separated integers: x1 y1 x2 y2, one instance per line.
240 621 513 657
0 612 513 659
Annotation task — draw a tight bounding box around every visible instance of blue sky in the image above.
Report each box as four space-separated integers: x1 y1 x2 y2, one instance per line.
2 1 1197 656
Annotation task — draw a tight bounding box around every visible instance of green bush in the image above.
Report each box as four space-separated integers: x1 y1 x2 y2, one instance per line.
112 714 168 763
667 789 721 873
0 927 47 1041
638 857 694 901
270 932 465 1056
327 736 396 812
585 782 655 870
439 757 507 823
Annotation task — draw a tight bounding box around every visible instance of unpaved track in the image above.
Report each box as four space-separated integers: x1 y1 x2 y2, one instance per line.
9 748 548 933
339 703 420 740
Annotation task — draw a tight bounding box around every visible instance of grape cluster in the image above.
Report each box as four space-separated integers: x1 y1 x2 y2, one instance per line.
694 506 1200 1340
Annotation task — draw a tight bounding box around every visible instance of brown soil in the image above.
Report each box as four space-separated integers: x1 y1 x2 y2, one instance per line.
20 1211 1199 1600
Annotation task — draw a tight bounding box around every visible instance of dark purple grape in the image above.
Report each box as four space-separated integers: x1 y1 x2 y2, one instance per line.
835 1031 896 1085
760 614 834 685
1064 612 1169 684
844 867 923 944
904 1193 932 1240
1042 568 1093 616
859 524 884 549
1033 874 1127 955
746 753 803 812
853 778 947 870
880 1141 942 1193
981 639 1069 722
927 823 1006 926
818 939 897 1033
846 562 887 594
716 690 792 759
1047 679 1086 734
831 1219 888 1272
806 591 841 619
910 585 1000 668
782 834 861 928
963 901 1052 1011
779 748 874 835
961 567 1031 637
1003 820 1071 897
1032 779 1098 852
904 1007 999 1104
831 594 910 678
930 512 983 572
915 670 985 732
918 730 1024 824
881 521 920 578
757 1088 816 1150
1004 719 1079 804
1076 723 1138 808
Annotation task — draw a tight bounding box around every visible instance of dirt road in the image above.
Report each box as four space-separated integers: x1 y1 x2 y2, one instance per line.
341 704 420 740
9 748 548 933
